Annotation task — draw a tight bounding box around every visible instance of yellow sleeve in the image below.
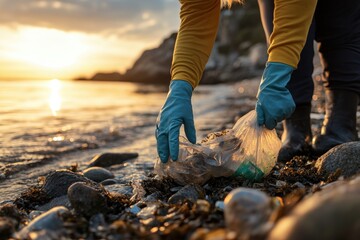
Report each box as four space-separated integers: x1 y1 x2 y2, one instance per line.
268 0 317 68
171 0 221 88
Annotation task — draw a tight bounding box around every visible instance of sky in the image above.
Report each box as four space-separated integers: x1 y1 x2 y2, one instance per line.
0 0 180 80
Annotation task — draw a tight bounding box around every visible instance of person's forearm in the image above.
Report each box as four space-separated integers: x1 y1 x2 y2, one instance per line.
257 0 274 44
171 0 221 88
268 0 317 68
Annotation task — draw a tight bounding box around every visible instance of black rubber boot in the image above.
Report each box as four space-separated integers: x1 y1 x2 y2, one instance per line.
277 104 312 163
312 90 359 156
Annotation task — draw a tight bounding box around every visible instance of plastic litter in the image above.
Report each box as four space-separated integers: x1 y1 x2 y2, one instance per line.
154 110 281 185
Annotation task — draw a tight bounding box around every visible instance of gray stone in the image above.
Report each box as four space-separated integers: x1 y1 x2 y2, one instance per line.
42 170 89 198
224 188 272 239
269 176 360 240
168 184 205 204
104 184 133 197
316 142 360 178
17 207 69 238
100 179 118 186
83 167 114 183
88 152 138 168
36 195 71 211
67 182 108 217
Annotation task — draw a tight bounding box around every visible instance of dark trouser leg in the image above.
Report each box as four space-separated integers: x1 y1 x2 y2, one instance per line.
258 0 314 162
312 0 360 155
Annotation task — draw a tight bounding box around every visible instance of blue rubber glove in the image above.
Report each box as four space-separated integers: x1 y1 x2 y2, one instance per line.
256 62 296 129
156 80 196 163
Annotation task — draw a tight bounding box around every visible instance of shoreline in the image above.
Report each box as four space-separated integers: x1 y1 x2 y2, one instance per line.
1 78 360 239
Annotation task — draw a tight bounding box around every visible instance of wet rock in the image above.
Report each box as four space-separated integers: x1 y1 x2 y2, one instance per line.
100 179 118 186
42 170 89 198
104 184 133 197
137 203 159 219
83 167 114 183
224 188 272 239
268 176 360 240
0 217 16 240
128 205 141 215
17 206 69 238
67 182 108 217
143 191 163 202
36 195 71 211
88 152 138 168
168 184 205 204
316 142 360 178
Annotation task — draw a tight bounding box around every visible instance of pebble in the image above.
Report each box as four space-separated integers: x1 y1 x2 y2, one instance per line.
170 186 182 192
17 206 69 238
215 201 225 211
137 204 159 219
36 195 71 211
292 182 305 189
83 167 114 183
269 176 360 240
128 205 141 215
143 191 163 202
42 170 89 198
100 179 118 186
224 188 272 239
67 182 108 217
87 152 139 168
104 184 133 197
276 180 287 187
168 184 205 204
316 141 360 178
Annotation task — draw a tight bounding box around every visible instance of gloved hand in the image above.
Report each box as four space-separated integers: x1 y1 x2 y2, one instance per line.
156 80 196 163
256 62 296 129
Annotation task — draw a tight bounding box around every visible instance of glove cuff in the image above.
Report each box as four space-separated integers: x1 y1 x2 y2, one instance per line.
169 80 193 99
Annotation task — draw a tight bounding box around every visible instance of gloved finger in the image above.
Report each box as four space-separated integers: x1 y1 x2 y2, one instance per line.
169 120 182 161
156 132 170 163
265 116 277 130
184 118 196 144
255 102 265 126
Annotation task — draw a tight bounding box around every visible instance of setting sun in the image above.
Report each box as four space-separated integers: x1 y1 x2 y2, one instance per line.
6 27 88 70
0 25 168 80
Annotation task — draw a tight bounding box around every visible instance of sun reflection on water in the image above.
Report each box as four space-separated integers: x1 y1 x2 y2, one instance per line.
48 79 62 116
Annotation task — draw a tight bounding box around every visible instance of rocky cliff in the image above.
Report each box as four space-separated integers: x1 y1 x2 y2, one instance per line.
83 2 267 84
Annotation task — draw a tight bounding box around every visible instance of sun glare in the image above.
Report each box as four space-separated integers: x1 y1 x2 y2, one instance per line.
48 79 62 116
6 27 88 70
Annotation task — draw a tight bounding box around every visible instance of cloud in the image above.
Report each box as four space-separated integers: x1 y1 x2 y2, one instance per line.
0 0 180 39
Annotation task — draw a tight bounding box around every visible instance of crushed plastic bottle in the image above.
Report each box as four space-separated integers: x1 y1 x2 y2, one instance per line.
154 110 281 185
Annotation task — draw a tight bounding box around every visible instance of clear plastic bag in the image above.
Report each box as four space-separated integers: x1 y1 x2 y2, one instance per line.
154 110 281 185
